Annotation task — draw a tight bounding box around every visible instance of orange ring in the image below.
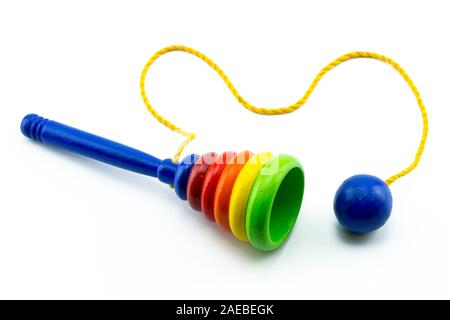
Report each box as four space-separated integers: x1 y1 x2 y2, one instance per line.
214 151 254 231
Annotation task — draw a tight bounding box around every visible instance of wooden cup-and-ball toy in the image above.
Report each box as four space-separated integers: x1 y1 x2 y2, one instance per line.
20 46 428 251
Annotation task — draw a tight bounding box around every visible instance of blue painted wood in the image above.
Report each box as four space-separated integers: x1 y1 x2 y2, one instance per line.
20 114 197 198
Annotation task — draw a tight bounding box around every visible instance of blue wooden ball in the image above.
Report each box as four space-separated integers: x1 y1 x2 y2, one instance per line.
334 174 392 233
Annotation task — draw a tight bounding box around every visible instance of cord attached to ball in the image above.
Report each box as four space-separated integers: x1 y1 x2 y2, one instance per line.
139 45 428 234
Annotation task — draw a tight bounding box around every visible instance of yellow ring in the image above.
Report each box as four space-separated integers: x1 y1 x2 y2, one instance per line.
229 152 273 241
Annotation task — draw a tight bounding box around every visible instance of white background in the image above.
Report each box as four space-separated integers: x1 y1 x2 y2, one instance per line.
0 0 449 299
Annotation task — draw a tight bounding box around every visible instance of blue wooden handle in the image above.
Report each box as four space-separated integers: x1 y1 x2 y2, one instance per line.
20 114 182 186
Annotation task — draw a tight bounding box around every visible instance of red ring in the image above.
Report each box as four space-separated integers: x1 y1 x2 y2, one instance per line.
201 152 236 221
214 151 254 231
187 152 218 211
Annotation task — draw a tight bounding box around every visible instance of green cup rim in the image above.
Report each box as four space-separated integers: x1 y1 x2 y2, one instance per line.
245 154 305 251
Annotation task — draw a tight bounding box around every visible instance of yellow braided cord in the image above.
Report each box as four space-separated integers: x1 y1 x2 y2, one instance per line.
140 45 428 185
